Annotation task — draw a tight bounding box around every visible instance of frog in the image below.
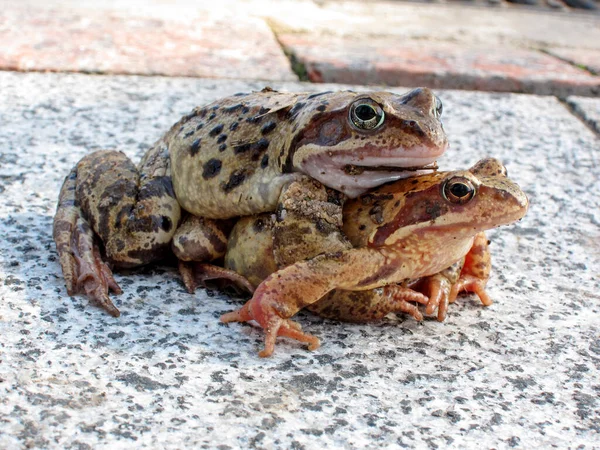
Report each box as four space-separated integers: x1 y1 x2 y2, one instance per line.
223 173 489 324
53 87 448 317
220 158 529 357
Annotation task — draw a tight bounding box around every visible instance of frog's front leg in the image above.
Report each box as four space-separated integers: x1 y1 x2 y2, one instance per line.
220 248 391 357
451 231 492 306
419 232 492 321
53 148 181 316
172 215 254 294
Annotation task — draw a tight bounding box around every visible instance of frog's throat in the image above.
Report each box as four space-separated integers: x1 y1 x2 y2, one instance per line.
300 149 443 198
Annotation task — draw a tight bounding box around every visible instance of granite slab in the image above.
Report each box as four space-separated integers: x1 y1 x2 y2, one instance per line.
0 72 599 449
567 95 600 135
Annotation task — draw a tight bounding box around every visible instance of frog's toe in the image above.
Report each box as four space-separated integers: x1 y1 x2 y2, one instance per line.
421 274 452 322
69 219 122 317
81 275 121 317
179 262 255 295
382 285 428 322
279 320 321 352
454 275 493 306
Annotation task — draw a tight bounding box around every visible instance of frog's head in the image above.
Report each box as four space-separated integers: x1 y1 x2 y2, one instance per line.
285 88 448 198
343 158 529 248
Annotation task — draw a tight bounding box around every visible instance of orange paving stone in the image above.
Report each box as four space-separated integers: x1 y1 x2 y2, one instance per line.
0 7 297 81
278 34 600 96
545 48 600 75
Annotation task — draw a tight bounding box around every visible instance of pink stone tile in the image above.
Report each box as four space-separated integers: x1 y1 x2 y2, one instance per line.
279 34 600 96
0 7 297 81
545 48 600 75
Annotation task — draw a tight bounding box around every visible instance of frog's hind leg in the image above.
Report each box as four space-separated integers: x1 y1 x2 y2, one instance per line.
54 167 122 317
178 262 255 295
53 148 181 316
172 215 254 294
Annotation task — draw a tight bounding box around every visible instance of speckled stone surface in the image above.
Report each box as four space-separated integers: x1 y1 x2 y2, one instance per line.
0 72 599 449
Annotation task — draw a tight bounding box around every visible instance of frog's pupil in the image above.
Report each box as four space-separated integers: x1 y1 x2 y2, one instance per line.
450 183 470 198
355 104 376 121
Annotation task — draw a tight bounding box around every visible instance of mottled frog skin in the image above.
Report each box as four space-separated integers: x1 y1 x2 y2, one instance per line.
221 158 529 357
53 87 447 317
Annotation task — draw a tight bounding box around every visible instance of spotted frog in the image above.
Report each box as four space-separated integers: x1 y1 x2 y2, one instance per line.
221 158 529 357
53 87 447 316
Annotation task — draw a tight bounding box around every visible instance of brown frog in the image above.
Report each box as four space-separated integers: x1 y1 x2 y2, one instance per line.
221 158 529 357
53 87 447 316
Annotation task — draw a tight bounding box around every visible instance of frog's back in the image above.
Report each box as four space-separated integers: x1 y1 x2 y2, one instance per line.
168 89 299 219
168 86 449 219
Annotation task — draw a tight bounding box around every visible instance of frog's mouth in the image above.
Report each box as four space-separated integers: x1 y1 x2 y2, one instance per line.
342 162 438 176
301 150 442 198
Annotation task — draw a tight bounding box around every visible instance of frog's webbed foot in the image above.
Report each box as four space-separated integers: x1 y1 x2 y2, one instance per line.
179 261 255 295
220 301 320 358
54 170 122 317
382 285 429 322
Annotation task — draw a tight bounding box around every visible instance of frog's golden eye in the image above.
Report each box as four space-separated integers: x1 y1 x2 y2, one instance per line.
349 99 385 131
434 96 443 119
443 177 475 204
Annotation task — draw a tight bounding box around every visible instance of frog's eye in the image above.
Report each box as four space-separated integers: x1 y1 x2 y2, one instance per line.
434 96 443 119
349 98 385 131
443 177 475 204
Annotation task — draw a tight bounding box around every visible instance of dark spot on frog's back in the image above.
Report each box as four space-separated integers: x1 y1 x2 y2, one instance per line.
137 176 176 200
229 122 239 132
202 159 222 179
190 138 201 156
161 216 173 232
209 124 224 137
288 102 306 119
261 121 277 135
260 154 269 169
246 115 262 124
306 91 333 100
224 104 243 114
234 139 269 159
217 134 227 144
222 170 246 192
316 104 327 112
